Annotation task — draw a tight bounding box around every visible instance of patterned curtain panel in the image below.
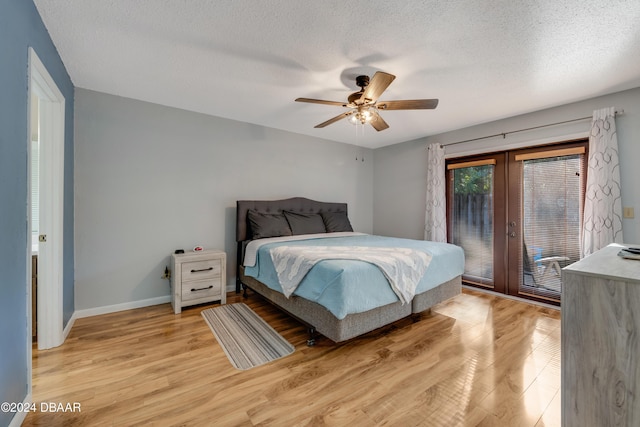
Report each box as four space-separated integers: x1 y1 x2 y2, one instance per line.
581 107 623 257
424 143 447 242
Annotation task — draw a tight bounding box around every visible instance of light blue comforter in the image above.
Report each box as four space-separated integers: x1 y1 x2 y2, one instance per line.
243 234 464 320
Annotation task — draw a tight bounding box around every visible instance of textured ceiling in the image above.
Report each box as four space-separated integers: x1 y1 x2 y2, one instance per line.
34 0 640 149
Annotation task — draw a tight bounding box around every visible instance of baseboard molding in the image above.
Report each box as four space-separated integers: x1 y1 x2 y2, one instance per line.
462 285 561 311
74 295 172 319
63 312 77 340
8 393 31 427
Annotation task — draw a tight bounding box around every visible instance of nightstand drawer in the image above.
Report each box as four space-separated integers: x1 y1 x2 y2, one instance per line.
182 278 223 301
181 259 221 281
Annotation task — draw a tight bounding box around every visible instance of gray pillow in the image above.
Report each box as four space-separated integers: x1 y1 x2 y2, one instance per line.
320 211 353 232
283 211 326 235
247 210 292 239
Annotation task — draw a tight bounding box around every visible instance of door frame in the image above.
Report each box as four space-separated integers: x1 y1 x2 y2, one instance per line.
27 47 65 354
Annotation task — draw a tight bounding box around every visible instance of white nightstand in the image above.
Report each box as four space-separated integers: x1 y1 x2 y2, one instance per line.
171 249 226 314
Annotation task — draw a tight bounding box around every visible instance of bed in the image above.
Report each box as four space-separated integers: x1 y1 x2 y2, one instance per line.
236 197 464 345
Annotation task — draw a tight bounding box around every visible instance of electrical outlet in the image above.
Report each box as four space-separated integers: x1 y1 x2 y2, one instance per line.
623 207 635 219
162 266 171 279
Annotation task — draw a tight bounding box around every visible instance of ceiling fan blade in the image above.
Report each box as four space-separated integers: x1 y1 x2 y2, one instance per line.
360 72 396 103
370 114 389 131
377 99 439 110
314 111 354 128
295 98 347 107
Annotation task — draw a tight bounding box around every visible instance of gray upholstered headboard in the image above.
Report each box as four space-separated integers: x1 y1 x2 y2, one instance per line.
236 197 348 242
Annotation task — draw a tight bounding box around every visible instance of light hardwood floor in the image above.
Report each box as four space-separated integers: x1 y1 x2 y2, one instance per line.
24 288 560 426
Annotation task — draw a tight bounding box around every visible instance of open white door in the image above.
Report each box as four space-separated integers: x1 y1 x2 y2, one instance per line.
28 47 65 351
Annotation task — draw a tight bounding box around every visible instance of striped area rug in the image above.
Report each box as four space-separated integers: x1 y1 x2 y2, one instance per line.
201 303 295 370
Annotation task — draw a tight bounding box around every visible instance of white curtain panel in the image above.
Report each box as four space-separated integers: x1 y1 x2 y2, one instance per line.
424 143 447 242
581 107 623 257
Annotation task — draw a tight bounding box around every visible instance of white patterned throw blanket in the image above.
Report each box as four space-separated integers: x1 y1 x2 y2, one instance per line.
270 246 432 305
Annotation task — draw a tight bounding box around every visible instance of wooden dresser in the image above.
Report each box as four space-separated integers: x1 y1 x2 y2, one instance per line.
171 249 226 314
562 243 640 427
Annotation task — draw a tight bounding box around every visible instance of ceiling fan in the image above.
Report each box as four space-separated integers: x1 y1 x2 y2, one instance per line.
295 71 438 131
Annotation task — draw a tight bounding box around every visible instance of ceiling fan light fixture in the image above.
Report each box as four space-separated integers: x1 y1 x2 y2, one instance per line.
349 105 378 125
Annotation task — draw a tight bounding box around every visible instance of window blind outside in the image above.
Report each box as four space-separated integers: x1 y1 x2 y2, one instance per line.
520 154 583 298
449 164 494 287
31 93 40 243
31 139 39 236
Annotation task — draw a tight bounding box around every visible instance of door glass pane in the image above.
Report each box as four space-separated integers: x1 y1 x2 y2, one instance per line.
449 165 494 287
521 154 583 299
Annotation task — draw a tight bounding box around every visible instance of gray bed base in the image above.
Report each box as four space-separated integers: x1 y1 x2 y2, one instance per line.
236 197 462 345
240 268 461 344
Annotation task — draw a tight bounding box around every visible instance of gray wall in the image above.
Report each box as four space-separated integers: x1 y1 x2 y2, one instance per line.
74 89 373 310
0 0 74 425
373 87 640 243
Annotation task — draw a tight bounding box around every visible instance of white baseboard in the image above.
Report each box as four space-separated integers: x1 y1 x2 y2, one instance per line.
63 312 77 340
74 295 172 319
8 393 31 427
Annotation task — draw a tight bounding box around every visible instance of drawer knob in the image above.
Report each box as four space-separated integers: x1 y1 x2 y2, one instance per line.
191 285 214 292
191 267 214 273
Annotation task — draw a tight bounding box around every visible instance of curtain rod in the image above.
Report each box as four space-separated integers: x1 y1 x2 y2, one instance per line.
439 109 625 148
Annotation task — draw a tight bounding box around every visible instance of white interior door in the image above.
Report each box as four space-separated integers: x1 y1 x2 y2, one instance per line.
28 47 65 351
